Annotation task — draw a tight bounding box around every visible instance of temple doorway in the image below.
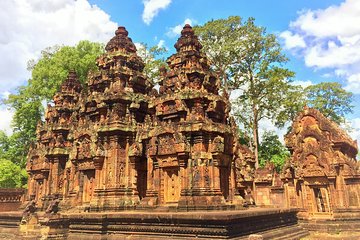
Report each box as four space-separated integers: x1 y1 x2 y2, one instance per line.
137 158 147 199
313 187 330 212
82 170 95 203
163 168 180 204
220 167 229 200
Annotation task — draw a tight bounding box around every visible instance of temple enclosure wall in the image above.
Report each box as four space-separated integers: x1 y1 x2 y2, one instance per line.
0 189 25 212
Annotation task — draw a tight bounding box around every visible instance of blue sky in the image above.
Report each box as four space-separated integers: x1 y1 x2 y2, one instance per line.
87 0 347 86
0 0 359 142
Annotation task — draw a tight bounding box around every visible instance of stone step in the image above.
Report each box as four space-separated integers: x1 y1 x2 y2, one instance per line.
300 220 360 233
245 224 309 240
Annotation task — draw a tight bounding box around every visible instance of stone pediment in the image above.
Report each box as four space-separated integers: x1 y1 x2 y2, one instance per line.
286 107 358 157
284 107 359 181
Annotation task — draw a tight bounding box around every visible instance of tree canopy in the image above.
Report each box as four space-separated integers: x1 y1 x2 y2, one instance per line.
136 43 167 85
258 131 290 172
305 82 353 125
193 16 243 91
0 158 27 188
195 16 296 168
4 40 104 167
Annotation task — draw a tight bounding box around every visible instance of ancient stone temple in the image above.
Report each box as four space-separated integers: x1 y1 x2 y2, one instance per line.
1 25 330 240
25 24 256 213
282 107 360 217
27 70 83 210
139 24 245 209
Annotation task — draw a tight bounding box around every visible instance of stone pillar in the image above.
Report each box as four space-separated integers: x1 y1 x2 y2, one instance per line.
52 158 59 194
139 156 159 207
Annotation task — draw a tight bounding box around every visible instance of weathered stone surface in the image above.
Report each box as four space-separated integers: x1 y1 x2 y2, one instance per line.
282 107 360 219
13 24 359 239
0 189 24 212
24 25 255 213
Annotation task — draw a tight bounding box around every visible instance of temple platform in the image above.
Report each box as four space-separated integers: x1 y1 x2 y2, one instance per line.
0 208 309 239
298 207 360 237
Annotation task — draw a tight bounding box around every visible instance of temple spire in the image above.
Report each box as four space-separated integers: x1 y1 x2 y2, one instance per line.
60 70 82 94
174 24 202 53
105 26 137 53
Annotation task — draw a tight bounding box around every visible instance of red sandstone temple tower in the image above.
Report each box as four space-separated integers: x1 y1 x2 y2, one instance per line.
283 107 360 217
80 26 151 210
27 71 82 209
139 24 235 209
25 25 255 212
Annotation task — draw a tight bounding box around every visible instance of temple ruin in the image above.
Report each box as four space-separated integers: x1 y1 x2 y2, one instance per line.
25 24 255 212
283 107 360 216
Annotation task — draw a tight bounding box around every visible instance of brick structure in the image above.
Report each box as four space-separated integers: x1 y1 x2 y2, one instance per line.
0 189 25 212
283 107 360 217
25 25 255 212
12 25 360 239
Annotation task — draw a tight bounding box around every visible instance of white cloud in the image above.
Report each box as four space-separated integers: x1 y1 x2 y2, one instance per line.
0 0 116 92
1 91 11 100
157 39 165 48
290 1 360 38
280 30 306 49
0 107 14 135
0 0 117 133
142 0 171 25
259 118 289 144
166 18 193 38
281 0 360 93
348 118 360 150
291 80 313 88
345 73 360 94
134 42 144 51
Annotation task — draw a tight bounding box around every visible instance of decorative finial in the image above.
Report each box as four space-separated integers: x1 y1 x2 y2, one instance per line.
115 26 128 37
180 24 195 37
105 26 136 53
174 24 202 52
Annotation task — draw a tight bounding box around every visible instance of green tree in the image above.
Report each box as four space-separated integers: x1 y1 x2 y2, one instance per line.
0 159 28 188
0 130 10 158
26 40 104 99
194 16 244 91
4 40 104 167
305 82 353 125
0 130 28 166
259 131 290 172
136 43 167 85
195 16 296 168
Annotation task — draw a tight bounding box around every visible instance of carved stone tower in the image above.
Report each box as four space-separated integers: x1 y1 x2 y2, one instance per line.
81 26 151 210
283 107 360 217
27 70 82 209
140 24 234 209
25 25 255 212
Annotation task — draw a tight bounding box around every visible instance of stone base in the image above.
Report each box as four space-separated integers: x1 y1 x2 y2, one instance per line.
177 188 231 210
299 207 360 235
0 208 309 239
64 208 307 239
137 190 159 209
18 213 69 239
0 211 22 237
90 187 140 211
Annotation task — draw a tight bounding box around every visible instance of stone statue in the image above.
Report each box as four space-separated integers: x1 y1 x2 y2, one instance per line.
45 198 60 215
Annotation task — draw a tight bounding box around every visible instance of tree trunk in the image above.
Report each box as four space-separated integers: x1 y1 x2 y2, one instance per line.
221 67 228 93
252 106 259 169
